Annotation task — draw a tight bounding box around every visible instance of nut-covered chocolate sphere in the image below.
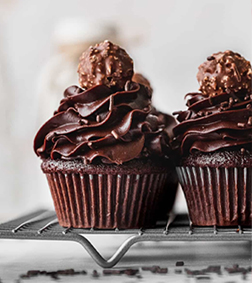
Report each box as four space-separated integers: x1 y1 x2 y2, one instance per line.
197 50 252 96
78 40 133 90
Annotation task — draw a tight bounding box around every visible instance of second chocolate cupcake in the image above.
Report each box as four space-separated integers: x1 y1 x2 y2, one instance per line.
173 50 252 227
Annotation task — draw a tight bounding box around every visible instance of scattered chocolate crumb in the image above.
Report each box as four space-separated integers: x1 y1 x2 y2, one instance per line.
184 265 223 277
81 270 87 275
176 261 184 266
142 266 168 274
19 269 87 280
39 271 47 274
224 265 247 274
57 269 76 275
27 270 40 277
150 266 160 273
123 269 139 276
103 269 140 277
156 267 168 274
92 270 100 278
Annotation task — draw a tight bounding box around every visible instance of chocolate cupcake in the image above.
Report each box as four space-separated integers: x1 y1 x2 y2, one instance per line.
173 50 252 227
34 40 177 229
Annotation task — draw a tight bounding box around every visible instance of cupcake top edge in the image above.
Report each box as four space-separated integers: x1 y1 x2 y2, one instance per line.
34 40 175 165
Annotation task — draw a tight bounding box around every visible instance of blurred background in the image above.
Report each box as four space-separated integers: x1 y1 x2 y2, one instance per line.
0 0 251 221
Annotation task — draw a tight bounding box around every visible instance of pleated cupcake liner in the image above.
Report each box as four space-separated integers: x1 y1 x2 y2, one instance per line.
46 172 169 229
176 166 252 227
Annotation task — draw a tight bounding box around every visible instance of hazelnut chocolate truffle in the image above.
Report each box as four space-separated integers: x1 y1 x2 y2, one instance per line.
173 50 252 227
34 40 177 229
197 50 251 97
78 40 133 90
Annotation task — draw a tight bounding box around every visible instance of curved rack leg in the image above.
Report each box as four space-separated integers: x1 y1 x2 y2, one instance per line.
66 233 143 268
1 211 250 269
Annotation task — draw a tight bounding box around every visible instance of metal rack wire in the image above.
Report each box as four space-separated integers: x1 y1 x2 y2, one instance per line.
0 209 251 268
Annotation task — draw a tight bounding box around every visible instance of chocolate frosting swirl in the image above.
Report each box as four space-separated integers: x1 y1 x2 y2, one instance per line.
34 81 172 165
173 90 252 156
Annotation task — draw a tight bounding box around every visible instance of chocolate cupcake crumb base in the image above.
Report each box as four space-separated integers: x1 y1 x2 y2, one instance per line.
177 166 252 226
46 171 169 229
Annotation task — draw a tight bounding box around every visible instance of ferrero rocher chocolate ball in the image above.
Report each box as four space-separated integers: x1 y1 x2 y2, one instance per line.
78 40 133 90
197 50 252 97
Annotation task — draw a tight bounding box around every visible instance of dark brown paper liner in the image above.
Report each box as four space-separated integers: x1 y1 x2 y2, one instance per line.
176 166 252 226
46 172 168 229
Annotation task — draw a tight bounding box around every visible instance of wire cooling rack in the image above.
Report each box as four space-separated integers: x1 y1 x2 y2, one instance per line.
0 209 251 268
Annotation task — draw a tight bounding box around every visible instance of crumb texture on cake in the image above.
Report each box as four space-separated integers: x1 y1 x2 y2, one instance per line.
179 150 252 168
41 158 175 174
